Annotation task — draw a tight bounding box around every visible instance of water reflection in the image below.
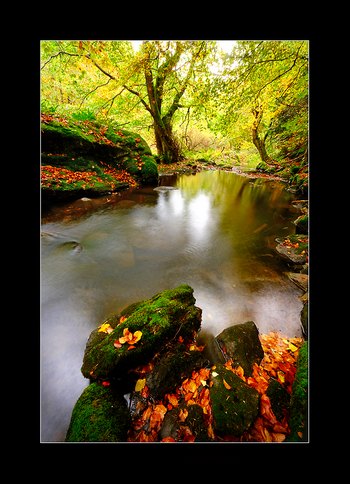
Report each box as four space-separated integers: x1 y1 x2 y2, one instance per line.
41 170 303 442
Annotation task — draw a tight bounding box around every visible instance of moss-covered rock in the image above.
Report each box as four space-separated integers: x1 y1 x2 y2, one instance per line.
287 341 308 441
294 214 308 235
215 321 264 377
41 114 159 200
275 235 308 267
81 284 202 381
65 382 130 442
123 153 159 184
210 363 260 437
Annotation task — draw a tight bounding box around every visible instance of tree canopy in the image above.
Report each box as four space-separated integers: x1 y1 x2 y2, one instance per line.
41 39 308 175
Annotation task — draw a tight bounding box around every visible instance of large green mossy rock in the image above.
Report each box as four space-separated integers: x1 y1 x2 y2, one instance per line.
210 363 260 437
215 321 264 377
81 284 202 381
287 341 308 442
41 116 158 184
65 383 130 442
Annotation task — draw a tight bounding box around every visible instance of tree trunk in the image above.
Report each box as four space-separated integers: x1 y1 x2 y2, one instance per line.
252 105 273 164
153 118 182 164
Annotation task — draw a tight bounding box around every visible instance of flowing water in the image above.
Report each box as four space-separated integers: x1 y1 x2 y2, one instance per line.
41 170 304 442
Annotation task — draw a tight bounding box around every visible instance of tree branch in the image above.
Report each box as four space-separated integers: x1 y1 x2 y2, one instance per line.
122 84 153 117
78 79 112 108
41 50 81 70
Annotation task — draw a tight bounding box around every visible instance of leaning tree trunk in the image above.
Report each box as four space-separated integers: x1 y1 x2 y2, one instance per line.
252 105 274 165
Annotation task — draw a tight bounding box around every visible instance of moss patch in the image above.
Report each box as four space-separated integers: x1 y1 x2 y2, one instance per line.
287 341 308 441
65 383 130 442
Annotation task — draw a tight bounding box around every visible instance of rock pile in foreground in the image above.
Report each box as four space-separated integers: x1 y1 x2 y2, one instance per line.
65 284 308 443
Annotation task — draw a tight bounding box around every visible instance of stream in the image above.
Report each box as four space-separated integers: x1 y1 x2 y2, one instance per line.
41 169 304 442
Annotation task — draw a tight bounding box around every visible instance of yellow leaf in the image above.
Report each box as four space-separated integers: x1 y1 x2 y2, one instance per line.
288 342 298 352
98 323 113 334
211 371 219 377
223 378 232 390
179 408 188 422
135 378 146 392
133 330 142 343
277 371 285 383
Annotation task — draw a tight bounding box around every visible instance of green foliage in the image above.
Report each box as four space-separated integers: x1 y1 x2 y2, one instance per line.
40 40 308 177
41 99 59 114
72 109 96 122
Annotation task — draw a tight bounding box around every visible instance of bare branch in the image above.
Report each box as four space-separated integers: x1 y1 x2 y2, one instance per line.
41 50 81 70
86 54 117 81
78 79 112 108
97 87 126 114
122 84 153 116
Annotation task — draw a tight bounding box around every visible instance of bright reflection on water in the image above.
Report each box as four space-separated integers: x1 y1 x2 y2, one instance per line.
41 170 304 442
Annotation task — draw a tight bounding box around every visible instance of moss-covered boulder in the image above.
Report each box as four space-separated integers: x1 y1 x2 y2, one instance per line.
210 363 260 437
287 341 308 442
294 214 308 235
65 382 130 442
215 321 264 377
41 114 158 202
81 284 202 381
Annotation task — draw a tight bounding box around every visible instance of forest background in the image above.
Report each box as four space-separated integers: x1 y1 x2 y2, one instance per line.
40 39 308 191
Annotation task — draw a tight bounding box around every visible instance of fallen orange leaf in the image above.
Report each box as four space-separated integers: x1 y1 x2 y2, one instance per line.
223 379 232 390
167 394 179 407
161 437 176 442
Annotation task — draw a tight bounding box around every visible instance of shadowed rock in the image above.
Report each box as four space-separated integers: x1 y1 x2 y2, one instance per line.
215 321 264 377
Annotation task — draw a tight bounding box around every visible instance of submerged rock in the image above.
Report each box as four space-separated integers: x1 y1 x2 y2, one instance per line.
153 186 178 191
54 240 83 254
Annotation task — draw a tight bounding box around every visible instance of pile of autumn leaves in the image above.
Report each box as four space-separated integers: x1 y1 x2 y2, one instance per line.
41 164 137 191
126 332 303 443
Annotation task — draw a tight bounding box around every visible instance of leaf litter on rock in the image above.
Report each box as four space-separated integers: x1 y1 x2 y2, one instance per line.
126 332 304 443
